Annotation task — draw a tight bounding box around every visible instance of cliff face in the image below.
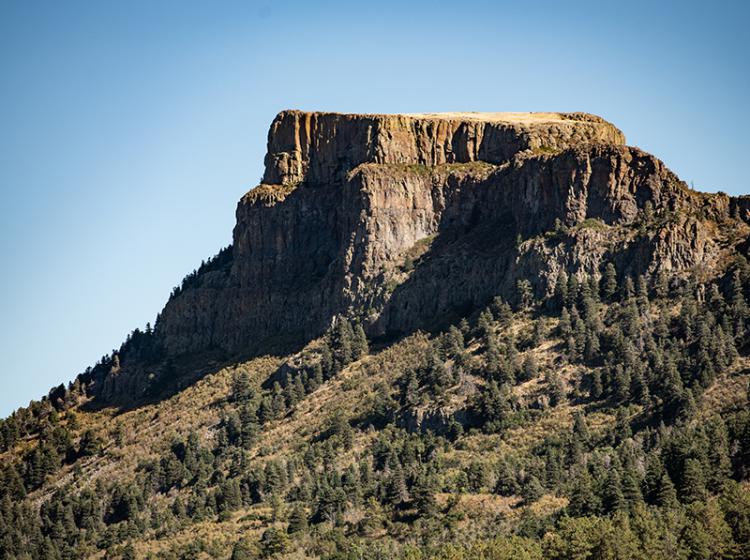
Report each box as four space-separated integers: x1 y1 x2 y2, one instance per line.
262 110 626 185
96 111 749 400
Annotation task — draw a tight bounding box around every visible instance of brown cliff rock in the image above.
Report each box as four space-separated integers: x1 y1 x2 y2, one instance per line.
263 110 626 186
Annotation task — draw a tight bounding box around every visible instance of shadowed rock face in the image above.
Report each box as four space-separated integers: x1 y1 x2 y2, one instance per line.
94 110 749 401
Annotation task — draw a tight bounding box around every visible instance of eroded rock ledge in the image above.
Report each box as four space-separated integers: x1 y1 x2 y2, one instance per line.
262 110 626 186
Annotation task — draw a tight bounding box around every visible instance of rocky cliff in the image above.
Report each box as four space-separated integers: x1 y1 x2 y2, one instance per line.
90 110 750 401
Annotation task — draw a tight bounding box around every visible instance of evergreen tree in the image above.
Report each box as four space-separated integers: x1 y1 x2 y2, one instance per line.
680 458 708 504
547 371 565 406
602 263 618 301
79 429 103 457
731 270 748 338
603 467 625 513
621 467 643 510
287 503 308 533
590 369 603 400
521 475 544 504
260 528 289 557
477 309 494 342
706 416 732 493
613 408 632 444
412 472 438 518
519 354 539 382
330 318 354 372
231 538 257 560
622 275 635 301
554 269 569 310
516 279 534 311
270 382 287 420
231 371 253 403
656 472 678 508
613 365 631 402
402 369 419 406
655 270 669 299
573 412 590 444
351 321 369 360
568 469 601 517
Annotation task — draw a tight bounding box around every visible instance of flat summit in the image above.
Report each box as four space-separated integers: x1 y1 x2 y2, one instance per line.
262 110 625 186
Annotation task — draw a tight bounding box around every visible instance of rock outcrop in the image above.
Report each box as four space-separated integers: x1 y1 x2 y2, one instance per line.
263 110 625 185
88 110 750 402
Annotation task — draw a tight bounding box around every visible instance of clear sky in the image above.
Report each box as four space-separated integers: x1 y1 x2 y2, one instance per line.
1 0 748 417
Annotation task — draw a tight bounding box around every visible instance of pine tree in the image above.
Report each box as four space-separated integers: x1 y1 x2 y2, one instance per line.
494 298 514 327
231 538 257 560
603 467 625 513
656 472 678 508
554 269 569 310
547 371 565 406
516 279 534 311
257 397 273 424
613 365 631 402
402 369 419 406
681 458 708 504
219 478 242 512
79 429 103 457
643 454 664 505
614 408 632 444
519 354 539 382
572 412 590 444
3 464 26 501
531 319 546 348
351 321 369 360
636 274 650 310
292 374 306 404
567 274 580 309
478 309 494 342
559 307 572 339
484 336 504 381
568 469 600 516
521 475 544 504
479 381 512 434
602 263 618 301
731 270 748 339
622 467 643 509
705 417 732 493
622 275 635 301
231 371 253 403
287 503 308 533
319 342 334 379
446 325 467 365
590 370 603 400
329 318 354 372
655 270 669 299
412 472 438 518
385 464 408 506
311 362 324 389
260 527 289 557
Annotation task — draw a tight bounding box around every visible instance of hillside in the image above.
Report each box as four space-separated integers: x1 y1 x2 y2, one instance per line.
1 111 750 560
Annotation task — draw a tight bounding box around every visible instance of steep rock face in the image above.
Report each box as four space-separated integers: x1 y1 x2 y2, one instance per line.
263 110 626 186
128 111 747 396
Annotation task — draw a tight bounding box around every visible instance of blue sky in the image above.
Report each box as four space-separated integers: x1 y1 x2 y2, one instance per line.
1 0 748 416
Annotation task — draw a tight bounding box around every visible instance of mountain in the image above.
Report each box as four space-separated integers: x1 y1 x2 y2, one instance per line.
1 111 749 560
